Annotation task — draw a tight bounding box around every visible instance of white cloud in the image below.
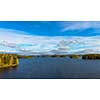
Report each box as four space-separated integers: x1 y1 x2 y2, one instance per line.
61 22 100 32
0 28 100 54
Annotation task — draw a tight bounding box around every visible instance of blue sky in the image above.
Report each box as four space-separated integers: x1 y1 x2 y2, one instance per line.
0 21 100 36
0 21 100 54
0 21 62 36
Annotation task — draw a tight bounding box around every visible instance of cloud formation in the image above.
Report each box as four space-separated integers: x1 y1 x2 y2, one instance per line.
61 21 100 32
0 28 100 55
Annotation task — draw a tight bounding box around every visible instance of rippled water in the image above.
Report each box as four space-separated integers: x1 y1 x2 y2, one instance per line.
0 57 100 79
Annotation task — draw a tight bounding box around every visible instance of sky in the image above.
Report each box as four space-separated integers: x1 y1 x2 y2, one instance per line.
0 21 100 36
0 21 100 54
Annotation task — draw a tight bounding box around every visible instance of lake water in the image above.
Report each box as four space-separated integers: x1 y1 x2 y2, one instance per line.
0 57 100 79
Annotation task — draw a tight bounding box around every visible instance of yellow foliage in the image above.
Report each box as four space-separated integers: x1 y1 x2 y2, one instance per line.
0 54 19 68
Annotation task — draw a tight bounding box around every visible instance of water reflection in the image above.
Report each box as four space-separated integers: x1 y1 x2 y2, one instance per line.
0 66 18 78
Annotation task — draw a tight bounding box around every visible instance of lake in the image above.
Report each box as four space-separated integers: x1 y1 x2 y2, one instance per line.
0 57 100 79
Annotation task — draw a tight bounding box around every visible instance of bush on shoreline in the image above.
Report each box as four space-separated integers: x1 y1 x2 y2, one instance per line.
0 54 19 68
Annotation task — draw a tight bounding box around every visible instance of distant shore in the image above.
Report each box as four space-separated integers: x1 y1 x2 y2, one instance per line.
15 53 100 60
0 53 100 61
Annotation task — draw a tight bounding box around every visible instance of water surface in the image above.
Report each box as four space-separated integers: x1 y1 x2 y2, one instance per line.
0 57 100 79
